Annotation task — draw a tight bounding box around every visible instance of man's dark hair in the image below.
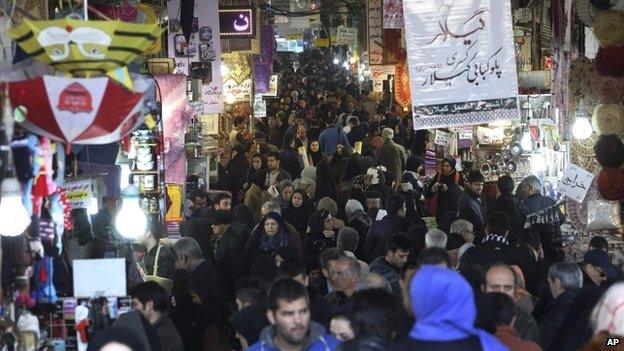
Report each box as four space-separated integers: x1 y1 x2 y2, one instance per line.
233 115 246 127
190 190 208 202
213 192 232 205
416 248 451 268
486 212 511 236
519 227 542 252
497 175 515 195
147 221 162 241
276 259 307 280
319 247 345 270
485 292 516 326
385 194 406 216
267 278 309 312
348 288 404 340
235 276 269 307
129 281 169 312
589 235 609 251
268 151 280 161
385 233 412 254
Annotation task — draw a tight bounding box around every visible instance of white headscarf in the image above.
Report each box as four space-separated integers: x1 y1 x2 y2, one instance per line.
591 281 624 336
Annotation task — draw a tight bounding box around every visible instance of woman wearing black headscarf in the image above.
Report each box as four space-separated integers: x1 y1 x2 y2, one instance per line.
314 160 337 202
245 212 302 267
426 157 463 223
308 139 324 166
303 209 337 258
283 189 315 235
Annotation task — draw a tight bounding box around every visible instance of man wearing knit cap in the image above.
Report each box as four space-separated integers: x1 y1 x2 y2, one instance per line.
458 171 486 242
374 127 406 181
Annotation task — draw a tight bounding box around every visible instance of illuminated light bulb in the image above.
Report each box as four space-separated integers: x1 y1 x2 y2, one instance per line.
342 61 349 69
349 56 357 64
0 178 31 237
333 58 340 65
115 184 147 240
220 63 229 77
572 117 592 140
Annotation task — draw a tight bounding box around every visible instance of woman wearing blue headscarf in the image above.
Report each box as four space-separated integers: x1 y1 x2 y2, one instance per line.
392 265 509 351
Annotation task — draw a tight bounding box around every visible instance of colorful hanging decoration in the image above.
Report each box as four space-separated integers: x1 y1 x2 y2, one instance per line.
10 19 162 76
5 75 153 145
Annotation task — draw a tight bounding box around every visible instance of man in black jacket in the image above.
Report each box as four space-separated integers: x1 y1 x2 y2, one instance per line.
362 194 407 262
171 237 229 351
535 262 584 351
459 212 513 271
369 234 411 297
457 171 486 242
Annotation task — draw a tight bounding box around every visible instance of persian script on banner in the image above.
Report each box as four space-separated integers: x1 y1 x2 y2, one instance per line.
403 0 519 129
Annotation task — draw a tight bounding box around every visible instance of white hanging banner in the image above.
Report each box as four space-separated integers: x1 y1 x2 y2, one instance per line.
403 0 519 129
368 0 383 65
557 163 594 203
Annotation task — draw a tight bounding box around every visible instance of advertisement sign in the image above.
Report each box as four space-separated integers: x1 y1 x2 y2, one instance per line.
368 0 383 64
403 0 519 129
167 0 223 113
370 65 395 92
383 0 404 28
62 179 92 209
335 26 358 46
557 164 594 203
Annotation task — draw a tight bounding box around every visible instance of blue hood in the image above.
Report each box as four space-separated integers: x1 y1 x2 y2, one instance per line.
409 265 508 351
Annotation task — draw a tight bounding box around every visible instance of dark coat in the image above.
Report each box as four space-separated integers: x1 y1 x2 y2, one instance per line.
535 289 580 351
153 315 183 351
303 231 337 258
457 189 486 241
207 225 247 299
171 260 228 351
245 220 302 268
224 154 249 202
347 125 366 146
362 214 407 262
369 257 401 297
143 244 176 280
279 147 303 180
458 237 512 271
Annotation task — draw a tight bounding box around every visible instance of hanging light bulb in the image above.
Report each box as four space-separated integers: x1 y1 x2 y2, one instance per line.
115 184 147 240
572 101 593 140
349 56 357 64
333 58 340 65
0 178 31 237
88 196 99 215
342 61 349 69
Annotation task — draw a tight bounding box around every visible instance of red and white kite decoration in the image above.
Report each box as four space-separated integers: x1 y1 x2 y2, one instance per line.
6 75 152 145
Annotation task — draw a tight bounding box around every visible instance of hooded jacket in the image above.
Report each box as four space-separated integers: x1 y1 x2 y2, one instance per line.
248 321 340 351
405 266 509 351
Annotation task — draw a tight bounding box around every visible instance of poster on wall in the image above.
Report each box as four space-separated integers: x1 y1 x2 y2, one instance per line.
167 0 223 113
61 179 92 209
557 163 594 203
403 0 519 129
383 0 404 29
368 0 383 65
370 65 395 92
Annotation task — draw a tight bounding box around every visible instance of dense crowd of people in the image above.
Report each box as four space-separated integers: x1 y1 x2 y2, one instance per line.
89 49 624 351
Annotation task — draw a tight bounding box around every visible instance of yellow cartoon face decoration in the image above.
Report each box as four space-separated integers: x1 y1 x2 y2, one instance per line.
11 19 163 76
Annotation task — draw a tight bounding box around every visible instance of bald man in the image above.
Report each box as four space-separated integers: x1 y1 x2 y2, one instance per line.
482 263 539 343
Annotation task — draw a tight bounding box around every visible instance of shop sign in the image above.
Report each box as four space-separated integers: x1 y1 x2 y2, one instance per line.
286 32 304 41
383 0 404 29
167 0 223 113
403 0 519 129
557 163 594 203
290 0 310 29
370 65 395 92
434 130 450 146
61 179 92 209
254 94 267 118
368 0 383 64
315 38 329 47
223 78 253 101
335 26 358 46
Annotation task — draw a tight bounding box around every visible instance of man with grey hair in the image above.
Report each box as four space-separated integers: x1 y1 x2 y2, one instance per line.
520 175 558 215
425 229 448 249
450 219 475 261
537 262 584 350
261 200 282 216
356 273 392 293
172 237 228 350
327 256 362 310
